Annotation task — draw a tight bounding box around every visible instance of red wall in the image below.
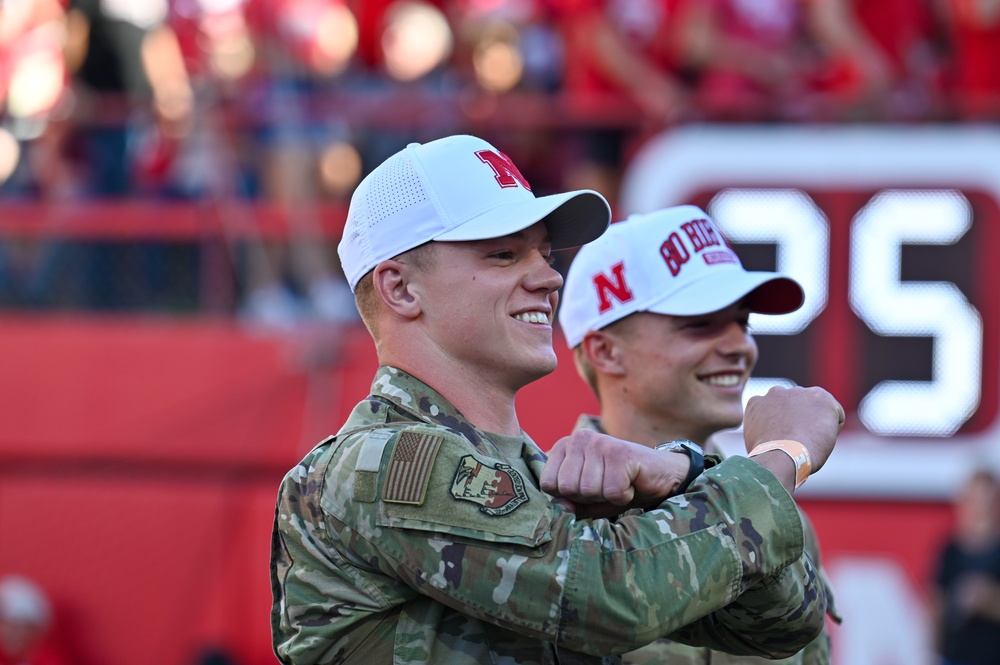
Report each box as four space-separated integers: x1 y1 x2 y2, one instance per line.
0 316 372 665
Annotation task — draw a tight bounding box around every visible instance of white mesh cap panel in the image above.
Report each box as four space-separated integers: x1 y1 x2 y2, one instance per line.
364 151 429 229
343 184 369 265
341 150 435 289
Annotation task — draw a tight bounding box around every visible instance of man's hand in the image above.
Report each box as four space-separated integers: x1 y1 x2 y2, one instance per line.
743 386 845 491
955 573 1000 621
540 430 691 517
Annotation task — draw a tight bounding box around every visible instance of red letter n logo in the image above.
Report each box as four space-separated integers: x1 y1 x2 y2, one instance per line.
476 150 533 191
592 262 634 314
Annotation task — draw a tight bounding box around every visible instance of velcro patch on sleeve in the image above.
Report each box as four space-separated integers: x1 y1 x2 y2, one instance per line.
382 431 443 505
354 429 397 503
450 455 529 516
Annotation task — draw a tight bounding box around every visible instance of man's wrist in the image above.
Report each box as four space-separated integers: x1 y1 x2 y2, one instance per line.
747 449 797 494
655 439 704 493
748 440 812 489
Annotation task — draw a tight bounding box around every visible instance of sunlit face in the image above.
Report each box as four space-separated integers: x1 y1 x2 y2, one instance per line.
956 474 1000 537
409 221 563 391
614 304 758 443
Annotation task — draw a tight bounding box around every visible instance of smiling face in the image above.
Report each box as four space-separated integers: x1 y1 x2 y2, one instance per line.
408 221 564 392
614 303 758 443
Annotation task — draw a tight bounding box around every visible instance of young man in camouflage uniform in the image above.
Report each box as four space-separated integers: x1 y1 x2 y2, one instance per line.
270 135 846 664
557 205 840 664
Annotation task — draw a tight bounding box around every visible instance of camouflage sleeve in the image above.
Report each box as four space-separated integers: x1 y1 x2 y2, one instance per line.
798 627 832 665
277 427 815 658
622 559 832 664
797 508 836 665
621 510 836 664
627 625 830 665
659 496 835 660
664 549 828 658
801 508 841 625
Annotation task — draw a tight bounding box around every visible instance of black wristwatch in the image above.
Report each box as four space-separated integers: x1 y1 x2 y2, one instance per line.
654 439 705 494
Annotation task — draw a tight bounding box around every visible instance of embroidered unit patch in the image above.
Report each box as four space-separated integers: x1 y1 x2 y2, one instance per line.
382 431 443 505
450 455 529 516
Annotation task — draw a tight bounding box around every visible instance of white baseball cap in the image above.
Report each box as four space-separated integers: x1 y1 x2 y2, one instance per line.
338 134 612 290
559 205 804 348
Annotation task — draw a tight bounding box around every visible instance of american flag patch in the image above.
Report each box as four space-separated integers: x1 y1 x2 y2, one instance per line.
382 431 443 505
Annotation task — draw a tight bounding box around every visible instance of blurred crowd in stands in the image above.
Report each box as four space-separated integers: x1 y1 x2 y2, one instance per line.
0 0 997 324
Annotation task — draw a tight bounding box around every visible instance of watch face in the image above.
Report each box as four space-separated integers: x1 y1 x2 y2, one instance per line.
658 439 702 455
680 439 703 455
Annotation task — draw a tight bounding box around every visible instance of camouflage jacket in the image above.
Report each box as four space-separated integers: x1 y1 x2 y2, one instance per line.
572 415 838 665
270 367 828 665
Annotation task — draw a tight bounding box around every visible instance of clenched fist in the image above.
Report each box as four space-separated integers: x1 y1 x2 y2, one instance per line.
540 430 692 517
744 385 845 479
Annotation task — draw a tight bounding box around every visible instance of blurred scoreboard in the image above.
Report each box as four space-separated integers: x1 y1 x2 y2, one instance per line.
620 125 1000 499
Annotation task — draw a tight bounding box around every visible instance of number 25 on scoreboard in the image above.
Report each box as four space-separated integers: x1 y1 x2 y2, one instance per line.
710 188 990 438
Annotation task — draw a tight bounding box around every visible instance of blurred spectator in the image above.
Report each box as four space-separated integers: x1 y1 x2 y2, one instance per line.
349 0 460 162
61 0 195 309
0 0 75 197
161 0 257 199
190 645 239 665
352 0 451 78
550 0 693 211
64 0 193 196
232 0 364 328
935 0 1000 120
449 0 564 94
849 0 950 120
932 468 1000 665
667 0 894 121
0 575 70 665
0 0 73 309
234 0 472 329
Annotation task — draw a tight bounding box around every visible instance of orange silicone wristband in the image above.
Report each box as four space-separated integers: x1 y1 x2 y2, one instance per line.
747 439 812 489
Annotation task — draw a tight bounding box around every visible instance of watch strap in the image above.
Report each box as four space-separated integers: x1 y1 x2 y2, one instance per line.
657 440 704 494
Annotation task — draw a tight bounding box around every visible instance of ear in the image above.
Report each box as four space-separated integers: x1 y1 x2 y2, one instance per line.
372 260 421 319
580 330 626 377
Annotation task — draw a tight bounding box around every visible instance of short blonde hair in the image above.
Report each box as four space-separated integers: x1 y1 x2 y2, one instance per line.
573 344 599 398
570 315 637 402
354 272 380 338
353 242 436 340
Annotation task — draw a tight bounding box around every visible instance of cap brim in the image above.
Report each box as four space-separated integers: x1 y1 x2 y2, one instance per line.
433 189 610 250
646 271 804 317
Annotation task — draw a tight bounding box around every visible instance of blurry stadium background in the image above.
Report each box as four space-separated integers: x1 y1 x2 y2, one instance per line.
0 0 998 664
